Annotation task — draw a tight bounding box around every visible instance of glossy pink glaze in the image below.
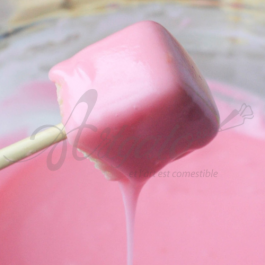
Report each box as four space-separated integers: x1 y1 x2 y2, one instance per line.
49 21 220 265
0 80 264 265
0 112 265 265
49 21 219 182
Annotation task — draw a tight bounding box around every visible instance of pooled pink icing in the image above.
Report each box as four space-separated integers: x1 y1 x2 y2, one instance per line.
0 81 264 265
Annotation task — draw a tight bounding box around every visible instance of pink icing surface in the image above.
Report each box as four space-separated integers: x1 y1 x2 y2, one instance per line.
0 80 265 265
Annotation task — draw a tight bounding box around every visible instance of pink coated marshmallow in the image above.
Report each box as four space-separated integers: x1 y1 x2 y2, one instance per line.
49 21 219 182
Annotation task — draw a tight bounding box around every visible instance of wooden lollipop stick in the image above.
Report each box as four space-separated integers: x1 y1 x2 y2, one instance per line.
0 123 66 170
